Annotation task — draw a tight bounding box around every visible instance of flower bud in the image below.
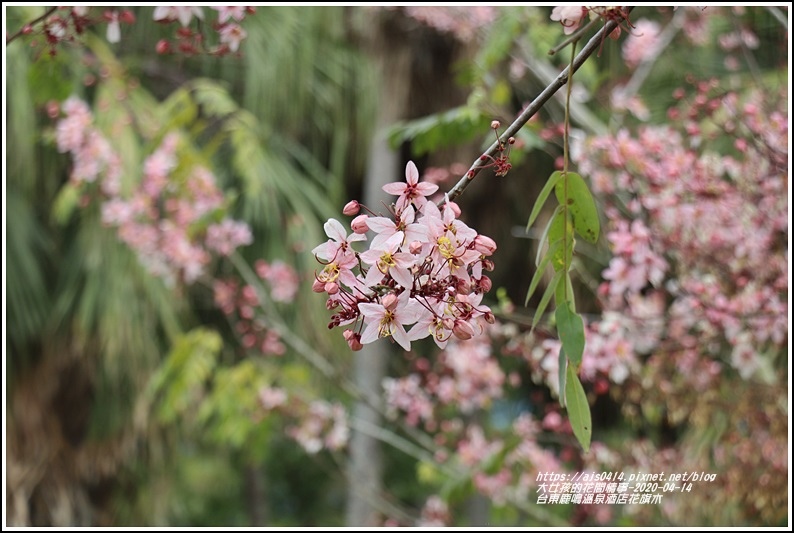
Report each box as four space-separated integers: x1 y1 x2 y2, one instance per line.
445 201 461 218
452 320 475 340
120 10 136 24
484 311 496 324
351 214 369 234
343 329 363 351
477 275 492 293
343 200 360 216
473 235 497 255
455 278 471 294
324 282 339 294
409 240 423 254
156 39 170 55
312 278 326 293
482 259 495 272
491 120 501 129
381 293 398 311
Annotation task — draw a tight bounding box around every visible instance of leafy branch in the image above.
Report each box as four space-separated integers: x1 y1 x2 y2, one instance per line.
442 9 631 205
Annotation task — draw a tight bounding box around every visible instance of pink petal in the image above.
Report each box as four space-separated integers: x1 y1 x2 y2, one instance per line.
390 266 414 289
358 302 384 320
383 182 407 196
366 216 396 234
360 321 381 345
391 325 412 351
405 161 419 186
324 218 347 242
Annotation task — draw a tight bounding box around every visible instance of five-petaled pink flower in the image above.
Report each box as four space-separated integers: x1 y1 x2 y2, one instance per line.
358 290 423 351
383 161 439 212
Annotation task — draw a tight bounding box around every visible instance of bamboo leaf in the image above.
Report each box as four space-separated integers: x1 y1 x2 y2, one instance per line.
556 301 585 365
565 364 592 452
527 170 565 232
555 172 600 244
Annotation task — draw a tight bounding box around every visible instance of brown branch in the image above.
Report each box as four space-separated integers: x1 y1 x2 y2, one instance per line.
6 6 58 46
442 8 633 205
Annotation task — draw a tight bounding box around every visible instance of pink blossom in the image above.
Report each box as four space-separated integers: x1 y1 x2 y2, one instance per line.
218 23 247 53
105 11 121 43
358 290 422 351
383 374 434 426
153 6 204 26
366 205 428 250
256 260 299 303
259 386 287 410
312 218 366 263
359 233 417 289
622 19 662 68
205 218 253 256
382 160 439 212
550 6 587 35
212 6 247 24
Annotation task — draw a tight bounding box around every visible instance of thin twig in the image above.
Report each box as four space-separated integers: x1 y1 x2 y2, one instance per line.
442 9 632 205
6 6 58 45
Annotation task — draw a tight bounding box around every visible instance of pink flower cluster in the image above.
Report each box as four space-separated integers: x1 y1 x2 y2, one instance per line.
312 161 497 352
382 333 505 428
574 80 788 384
259 387 349 454
11 6 252 57
153 6 254 56
24 7 136 53
56 98 253 285
214 267 295 356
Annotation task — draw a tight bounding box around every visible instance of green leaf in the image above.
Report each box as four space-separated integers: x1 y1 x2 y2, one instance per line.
524 241 559 306
547 208 575 272
51 182 80 225
555 272 574 307
558 347 567 408
527 170 565 232
531 270 563 332
27 52 75 105
565 364 592 452
554 172 600 244
556 301 585 365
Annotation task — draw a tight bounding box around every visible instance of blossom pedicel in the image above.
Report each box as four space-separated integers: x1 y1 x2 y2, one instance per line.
313 161 496 351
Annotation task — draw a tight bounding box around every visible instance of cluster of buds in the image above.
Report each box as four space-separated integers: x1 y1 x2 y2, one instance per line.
312 161 497 352
478 120 515 178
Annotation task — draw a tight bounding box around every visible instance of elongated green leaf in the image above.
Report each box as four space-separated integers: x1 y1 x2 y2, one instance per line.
51 182 80 225
558 347 567 407
531 270 563 332
527 170 565 232
555 172 600 244
525 241 560 306
535 204 564 267
555 272 574 307
547 208 574 272
565 364 592 452
557 301 585 365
